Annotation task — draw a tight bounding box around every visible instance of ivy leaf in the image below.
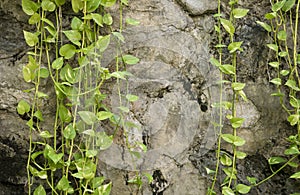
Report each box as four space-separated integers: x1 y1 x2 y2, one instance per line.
48 151 63 164
222 186 235 195
41 0 56 12
282 0 296 11
112 32 125 43
29 13 40 24
63 124 76 140
218 65 235 75
24 31 39 47
220 154 232 166
71 17 83 31
103 13 113 25
236 184 251 194
123 55 139 65
272 0 287 12
34 185 46 195
232 82 246 91
39 130 53 139
52 57 64 70
209 57 221 67
230 117 245 129
56 176 70 191
40 68 49 78
236 151 247 159
265 12 277 20
59 44 77 59
284 145 300 155
91 13 103 27
233 8 249 18
97 111 113 120
86 0 102 13
285 80 300 91
96 132 113 150
268 61 280 68
288 114 299 126
17 100 31 115
96 35 110 52
290 171 300 179
256 21 272 32
228 41 243 53
220 18 235 35
270 78 282 85
58 104 72 123
100 0 117 7
267 44 278 52
126 18 140 26
71 0 83 13
277 30 287 41
126 94 139 102
63 30 81 46
55 0 66 6
22 0 39 15
78 111 98 125
268 156 287 165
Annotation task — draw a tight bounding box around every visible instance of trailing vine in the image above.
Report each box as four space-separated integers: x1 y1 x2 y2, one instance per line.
18 0 144 194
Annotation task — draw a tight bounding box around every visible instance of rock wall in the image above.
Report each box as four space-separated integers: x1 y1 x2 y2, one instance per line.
0 0 299 194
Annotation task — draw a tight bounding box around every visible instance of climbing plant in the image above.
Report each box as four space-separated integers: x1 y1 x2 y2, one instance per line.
208 0 250 194
18 0 144 194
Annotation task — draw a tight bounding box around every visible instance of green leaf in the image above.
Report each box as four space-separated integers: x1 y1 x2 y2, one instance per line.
209 57 221 67
285 80 300 91
265 12 277 20
34 185 46 195
82 129 95 136
91 13 103 27
238 90 248 101
97 111 113 120
78 111 98 125
218 64 235 75
220 154 232 166
205 167 216 175
236 184 251 194
222 186 235 195
52 57 64 70
268 156 287 165
277 30 287 41
118 106 130 112
29 13 40 24
55 0 66 6
63 124 76 140
289 96 300 108
268 61 280 68
232 82 246 91
279 51 288 57
39 130 53 139
41 0 56 12
126 94 139 102
126 18 140 25
86 150 98 157
288 114 299 126
71 0 83 13
23 31 39 47
17 100 31 115
256 21 272 32
233 8 249 18
71 17 83 30
56 176 70 191
267 44 278 52
100 0 116 7
272 0 287 12
228 41 243 53
96 35 110 52
87 0 102 12
40 67 49 78
63 30 81 46
220 18 235 35
247 176 257 185
96 132 113 150
270 78 282 85
290 171 300 179
123 55 139 65
58 104 72 123
48 151 63 164
22 0 39 15
59 44 77 59
284 145 300 155
103 13 113 25
284 1 296 12
236 151 247 159
230 117 245 128
288 161 298 168
112 32 125 43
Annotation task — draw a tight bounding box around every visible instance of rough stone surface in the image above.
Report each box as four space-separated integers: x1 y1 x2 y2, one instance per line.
0 0 300 194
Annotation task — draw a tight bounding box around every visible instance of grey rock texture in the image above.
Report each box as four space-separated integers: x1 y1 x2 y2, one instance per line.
0 0 299 194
